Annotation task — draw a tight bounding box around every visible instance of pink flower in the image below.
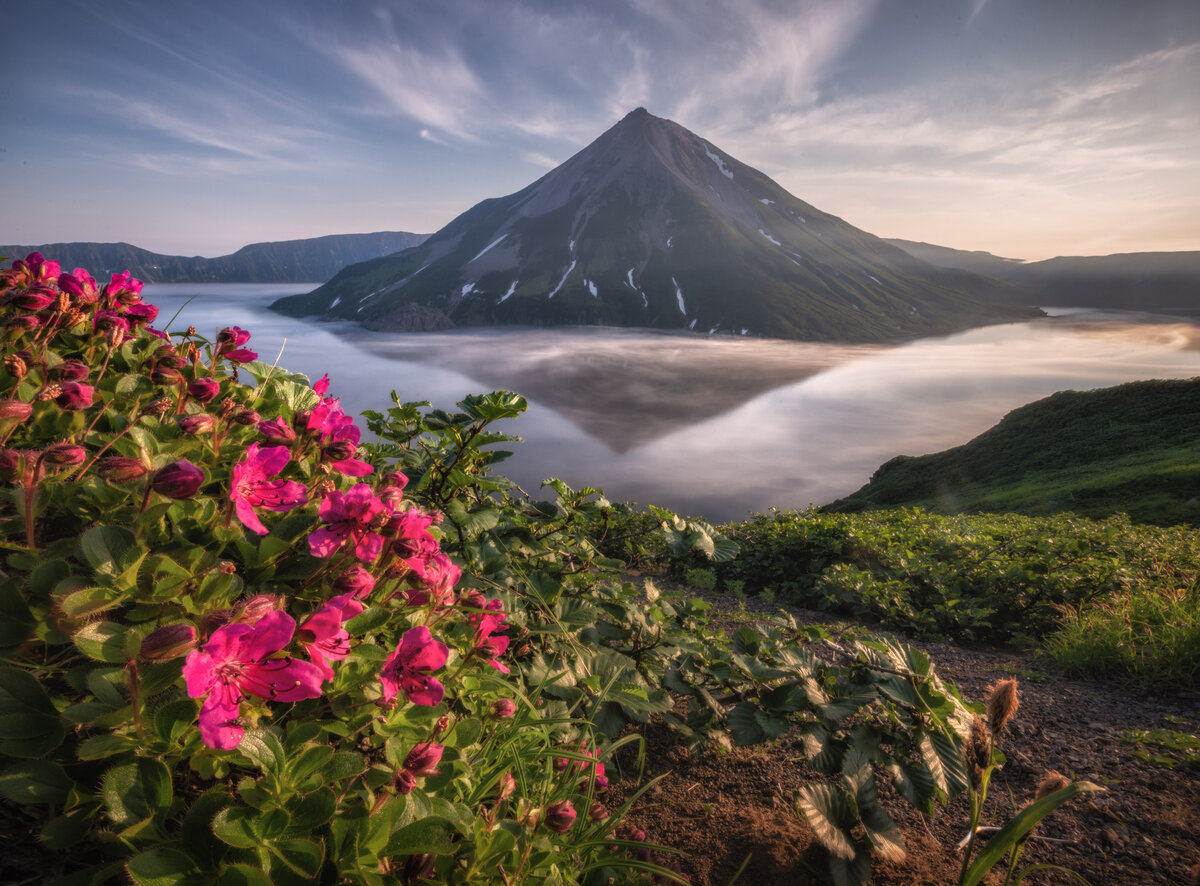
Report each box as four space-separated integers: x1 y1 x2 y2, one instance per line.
182 610 324 750
257 416 297 444
125 302 159 326
58 268 98 304
308 483 390 562
379 626 449 706
103 270 143 306
297 594 363 681
216 326 257 363
545 800 577 833
313 374 331 396
55 382 95 410
471 598 510 673
230 444 308 535
187 378 221 403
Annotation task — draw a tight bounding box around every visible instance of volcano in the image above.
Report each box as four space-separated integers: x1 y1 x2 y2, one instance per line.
272 108 1037 342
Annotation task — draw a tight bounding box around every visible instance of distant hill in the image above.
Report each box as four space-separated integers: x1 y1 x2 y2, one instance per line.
825 377 1200 526
0 232 429 283
887 239 1200 315
273 109 1038 343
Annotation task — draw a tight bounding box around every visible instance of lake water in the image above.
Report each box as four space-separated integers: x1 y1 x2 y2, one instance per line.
147 284 1200 522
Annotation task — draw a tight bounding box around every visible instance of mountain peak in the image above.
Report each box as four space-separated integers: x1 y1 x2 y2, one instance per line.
273 113 1038 342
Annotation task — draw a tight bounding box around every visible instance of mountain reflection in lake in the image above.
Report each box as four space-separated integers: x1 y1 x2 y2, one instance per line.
148 285 1200 522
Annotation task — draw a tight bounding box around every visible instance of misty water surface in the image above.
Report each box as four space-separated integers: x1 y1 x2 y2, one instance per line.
149 284 1200 521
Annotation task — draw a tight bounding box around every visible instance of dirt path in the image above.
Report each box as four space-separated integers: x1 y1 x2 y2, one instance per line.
612 588 1200 885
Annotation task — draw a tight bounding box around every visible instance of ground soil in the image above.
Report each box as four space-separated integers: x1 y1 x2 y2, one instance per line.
608 582 1200 886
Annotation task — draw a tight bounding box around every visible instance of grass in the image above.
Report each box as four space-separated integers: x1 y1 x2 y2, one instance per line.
1045 582 1200 689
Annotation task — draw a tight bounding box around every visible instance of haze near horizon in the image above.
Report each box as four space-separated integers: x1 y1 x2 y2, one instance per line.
2 0 1197 262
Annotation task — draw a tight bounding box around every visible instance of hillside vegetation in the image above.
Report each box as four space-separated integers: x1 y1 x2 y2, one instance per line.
825 377 1200 527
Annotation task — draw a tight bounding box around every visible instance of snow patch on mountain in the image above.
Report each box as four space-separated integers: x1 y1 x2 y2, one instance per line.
868 275 882 285
469 235 507 263
498 280 518 303
585 279 598 298
330 296 342 309
705 146 733 179
672 277 686 315
625 268 636 288
760 198 774 205
759 229 781 246
547 260 577 299
460 282 478 298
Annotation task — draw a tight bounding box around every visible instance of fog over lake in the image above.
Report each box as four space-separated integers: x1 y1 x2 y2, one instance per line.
148 284 1200 522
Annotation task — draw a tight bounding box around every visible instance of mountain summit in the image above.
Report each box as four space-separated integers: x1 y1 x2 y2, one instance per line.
272 109 1036 341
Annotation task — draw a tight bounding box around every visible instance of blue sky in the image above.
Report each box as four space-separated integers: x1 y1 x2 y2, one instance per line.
2 0 1197 260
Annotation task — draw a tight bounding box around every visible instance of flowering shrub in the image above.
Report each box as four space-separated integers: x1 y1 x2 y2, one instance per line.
0 254 661 884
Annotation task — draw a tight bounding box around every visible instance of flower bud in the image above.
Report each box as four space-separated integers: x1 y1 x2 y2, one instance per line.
382 470 409 491
333 566 375 600
403 742 444 777
178 413 215 435
96 456 147 482
151 364 184 385
257 417 296 444
231 408 261 426
140 623 198 662
379 486 405 509
8 314 42 332
55 382 94 410
154 351 186 370
496 772 516 802
0 449 21 478
150 459 205 499
588 801 608 821
0 399 33 422
401 853 437 883
186 377 220 403
202 608 233 634
396 770 417 795
42 443 86 466
491 698 517 720
11 286 57 311
49 360 89 382
232 594 282 625
544 800 577 833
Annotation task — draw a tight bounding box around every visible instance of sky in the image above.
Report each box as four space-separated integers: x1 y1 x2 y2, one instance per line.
2 0 1198 261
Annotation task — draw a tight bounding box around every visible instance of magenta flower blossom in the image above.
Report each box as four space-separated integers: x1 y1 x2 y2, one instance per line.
216 326 257 363
403 742 444 777
124 302 159 326
230 444 308 535
297 593 363 681
182 610 324 750
104 270 143 304
187 377 220 403
55 382 94 410
308 483 390 562
379 626 449 706
471 598 510 673
58 268 98 304
13 253 60 283
297 380 373 476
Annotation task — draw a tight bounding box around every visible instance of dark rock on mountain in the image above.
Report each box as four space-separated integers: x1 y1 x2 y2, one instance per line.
272 109 1039 343
1 232 429 283
888 239 1200 315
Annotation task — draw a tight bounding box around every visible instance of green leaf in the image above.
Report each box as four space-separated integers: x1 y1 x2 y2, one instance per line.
793 783 857 860
0 667 66 757
267 837 324 877
73 621 128 663
181 789 234 867
344 607 391 634
286 744 334 787
962 782 1104 886
126 846 204 886
0 579 35 647
102 757 173 828
58 585 125 618
383 816 457 856
285 787 336 832
81 525 147 591
154 698 200 745
78 733 137 760
237 730 286 775
212 806 260 849
216 864 273 886
0 759 73 804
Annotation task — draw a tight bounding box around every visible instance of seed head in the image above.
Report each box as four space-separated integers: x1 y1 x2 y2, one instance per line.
966 714 991 791
985 678 1019 735
1034 770 1070 801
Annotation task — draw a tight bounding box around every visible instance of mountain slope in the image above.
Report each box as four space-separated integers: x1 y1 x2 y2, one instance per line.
888 239 1200 315
272 109 1038 343
0 232 428 283
825 377 1200 526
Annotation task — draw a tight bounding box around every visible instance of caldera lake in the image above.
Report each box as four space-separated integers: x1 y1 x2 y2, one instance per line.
147 283 1200 522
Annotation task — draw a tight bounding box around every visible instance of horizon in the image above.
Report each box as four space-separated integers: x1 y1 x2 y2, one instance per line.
2 0 1198 262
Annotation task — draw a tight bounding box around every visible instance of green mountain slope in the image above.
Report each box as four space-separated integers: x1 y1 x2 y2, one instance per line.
273 109 1038 343
1 232 428 283
825 377 1200 526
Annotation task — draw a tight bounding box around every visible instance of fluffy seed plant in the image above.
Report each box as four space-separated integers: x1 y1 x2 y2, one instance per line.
953 678 1103 886
0 254 683 886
